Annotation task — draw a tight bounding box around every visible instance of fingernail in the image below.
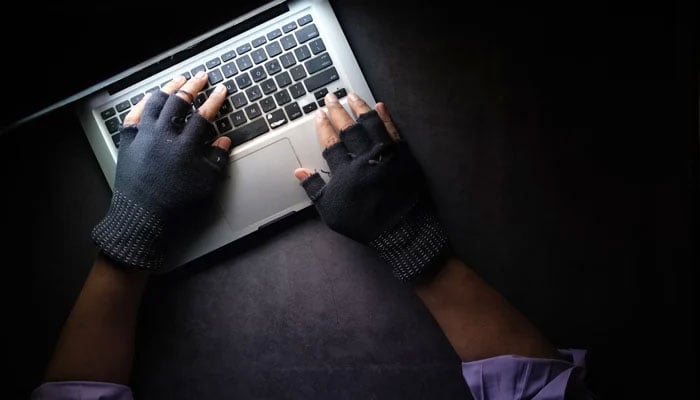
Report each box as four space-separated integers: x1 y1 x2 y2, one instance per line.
348 92 359 101
325 92 338 103
196 70 207 79
315 109 326 121
214 84 226 93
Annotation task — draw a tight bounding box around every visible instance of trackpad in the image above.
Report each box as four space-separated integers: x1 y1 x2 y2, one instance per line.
219 138 309 233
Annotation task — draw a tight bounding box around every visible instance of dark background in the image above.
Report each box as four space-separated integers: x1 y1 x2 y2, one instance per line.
2 1 697 399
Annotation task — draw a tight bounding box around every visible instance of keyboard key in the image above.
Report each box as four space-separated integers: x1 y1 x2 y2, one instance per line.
223 79 237 94
235 72 252 89
285 102 303 120
334 88 348 99
235 55 253 71
264 59 281 75
116 103 132 118
308 38 326 55
251 48 267 64
236 43 251 55
297 14 313 26
318 98 325 107
302 102 318 114
305 53 332 74
206 57 221 69
146 86 160 93
290 65 307 81
244 103 262 120
260 78 277 95
266 28 282 41
314 88 328 99
222 62 238 78
281 35 297 50
226 117 269 147
274 89 291 105
294 45 311 61
295 24 319 44
265 41 283 57
304 67 339 92
100 107 116 120
260 96 277 112
282 21 297 33
230 110 247 126
194 93 207 108
231 93 248 109
111 133 120 147
191 64 206 76
119 111 129 123
221 50 237 62
216 116 233 133
250 66 266 82
130 93 145 105
105 117 121 133
275 71 292 88
288 82 306 98
279 53 296 68
266 109 288 129
208 69 224 85
218 98 233 116
251 36 267 47
245 85 263 102
182 71 192 80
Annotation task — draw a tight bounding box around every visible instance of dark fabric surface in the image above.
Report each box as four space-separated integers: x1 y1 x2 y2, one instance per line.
2 1 696 399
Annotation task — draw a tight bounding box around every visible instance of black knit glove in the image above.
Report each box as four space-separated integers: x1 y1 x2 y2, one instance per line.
300 110 450 281
92 90 229 270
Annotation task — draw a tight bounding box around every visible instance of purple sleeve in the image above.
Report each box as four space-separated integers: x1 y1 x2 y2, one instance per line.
461 348 592 400
30 381 133 400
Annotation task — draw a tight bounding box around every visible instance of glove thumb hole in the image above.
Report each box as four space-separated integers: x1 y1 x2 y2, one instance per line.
204 146 230 173
298 171 326 201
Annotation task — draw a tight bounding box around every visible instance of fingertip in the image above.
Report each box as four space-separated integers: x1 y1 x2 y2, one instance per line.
212 136 232 151
376 102 392 120
294 167 314 182
214 84 227 96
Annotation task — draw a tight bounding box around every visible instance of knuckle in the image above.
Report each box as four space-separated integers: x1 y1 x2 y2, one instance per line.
324 136 339 147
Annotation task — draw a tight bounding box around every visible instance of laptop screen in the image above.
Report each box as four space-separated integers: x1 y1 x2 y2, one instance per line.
1 1 269 131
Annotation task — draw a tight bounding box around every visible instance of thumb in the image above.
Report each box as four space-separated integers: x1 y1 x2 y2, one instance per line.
294 167 315 182
294 168 326 202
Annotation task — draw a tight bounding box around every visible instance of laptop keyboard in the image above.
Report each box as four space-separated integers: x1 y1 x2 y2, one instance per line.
99 13 346 149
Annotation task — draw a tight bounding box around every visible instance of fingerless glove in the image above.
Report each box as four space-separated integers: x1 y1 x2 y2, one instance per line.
301 110 450 281
92 91 229 270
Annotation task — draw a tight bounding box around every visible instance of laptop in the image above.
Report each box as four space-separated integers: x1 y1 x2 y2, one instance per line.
6 0 375 271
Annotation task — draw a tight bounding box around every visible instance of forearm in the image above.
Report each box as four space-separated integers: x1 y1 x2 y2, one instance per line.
415 257 560 362
45 253 149 384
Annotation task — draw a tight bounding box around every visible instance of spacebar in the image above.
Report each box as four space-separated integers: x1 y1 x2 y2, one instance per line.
304 67 339 92
225 118 270 147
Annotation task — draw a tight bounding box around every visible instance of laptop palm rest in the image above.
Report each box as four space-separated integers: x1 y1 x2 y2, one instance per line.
161 138 308 272
220 138 309 235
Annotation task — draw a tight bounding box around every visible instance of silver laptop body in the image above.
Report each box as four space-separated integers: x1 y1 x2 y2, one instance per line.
77 0 375 270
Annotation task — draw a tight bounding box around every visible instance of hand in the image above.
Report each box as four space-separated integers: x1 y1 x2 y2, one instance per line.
294 92 450 281
92 72 232 270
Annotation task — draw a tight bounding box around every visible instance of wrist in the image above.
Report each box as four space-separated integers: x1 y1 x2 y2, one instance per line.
369 205 451 282
92 190 168 271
